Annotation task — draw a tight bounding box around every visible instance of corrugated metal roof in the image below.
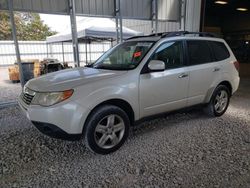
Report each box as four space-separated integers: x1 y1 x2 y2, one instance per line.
0 0 115 16
185 0 201 32
158 0 180 21
120 0 152 20
0 0 181 21
0 0 7 10
75 0 114 17
122 19 180 35
0 0 69 15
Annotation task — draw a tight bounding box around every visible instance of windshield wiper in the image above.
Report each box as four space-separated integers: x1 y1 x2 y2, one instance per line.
85 63 94 68
93 65 129 70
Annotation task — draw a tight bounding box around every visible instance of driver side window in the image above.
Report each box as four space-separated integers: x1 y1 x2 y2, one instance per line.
151 41 184 70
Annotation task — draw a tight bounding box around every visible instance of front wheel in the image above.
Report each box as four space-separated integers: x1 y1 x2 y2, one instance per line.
84 105 130 154
204 85 230 117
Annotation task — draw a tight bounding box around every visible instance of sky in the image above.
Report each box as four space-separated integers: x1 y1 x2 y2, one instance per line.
40 14 84 33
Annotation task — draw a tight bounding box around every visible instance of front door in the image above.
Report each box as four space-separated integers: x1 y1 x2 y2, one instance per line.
139 41 189 118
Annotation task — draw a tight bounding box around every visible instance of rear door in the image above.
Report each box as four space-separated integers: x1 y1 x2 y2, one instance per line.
185 40 221 106
139 40 189 117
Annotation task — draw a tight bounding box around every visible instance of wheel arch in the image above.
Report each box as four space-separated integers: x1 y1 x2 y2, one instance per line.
83 98 135 134
204 80 233 103
218 81 232 96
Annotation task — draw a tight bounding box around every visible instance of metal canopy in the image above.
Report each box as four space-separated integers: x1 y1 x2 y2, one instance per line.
46 18 143 43
0 0 115 16
0 0 181 21
0 0 69 15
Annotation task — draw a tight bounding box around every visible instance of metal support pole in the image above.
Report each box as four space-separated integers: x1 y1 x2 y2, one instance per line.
151 0 158 34
115 16 120 43
151 18 154 34
46 43 49 58
115 0 123 43
89 40 92 63
8 0 25 87
200 0 206 32
118 0 123 42
111 39 113 47
85 42 88 65
69 0 80 67
180 0 187 31
119 17 123 43
50 43 52 57
151 0 155 34
155 0 158 34
115 12 119 42
61 42 65 63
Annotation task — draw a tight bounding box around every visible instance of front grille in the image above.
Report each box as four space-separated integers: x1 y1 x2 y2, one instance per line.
21 92 34 105
21 87 36 105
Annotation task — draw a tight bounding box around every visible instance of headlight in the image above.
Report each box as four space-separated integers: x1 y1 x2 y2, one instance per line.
32 89 74 106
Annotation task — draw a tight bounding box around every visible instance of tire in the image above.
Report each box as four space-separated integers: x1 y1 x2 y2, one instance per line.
84 105 130 154
204 85 230 117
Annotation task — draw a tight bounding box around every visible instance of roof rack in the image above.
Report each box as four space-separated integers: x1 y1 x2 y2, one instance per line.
161 31 217 38
125 33 161 40
126 31 217 41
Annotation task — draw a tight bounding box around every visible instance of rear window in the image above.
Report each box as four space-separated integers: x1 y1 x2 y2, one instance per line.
209 41 230 61
187 40 213 65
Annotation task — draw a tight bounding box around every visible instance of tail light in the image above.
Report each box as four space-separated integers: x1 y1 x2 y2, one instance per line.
233 61 240 72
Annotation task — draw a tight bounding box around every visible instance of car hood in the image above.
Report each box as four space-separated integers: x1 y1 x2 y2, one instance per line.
26 67 127 92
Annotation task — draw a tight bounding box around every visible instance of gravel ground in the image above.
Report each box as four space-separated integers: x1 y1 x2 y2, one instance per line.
0 79 250 188
0 67 22 103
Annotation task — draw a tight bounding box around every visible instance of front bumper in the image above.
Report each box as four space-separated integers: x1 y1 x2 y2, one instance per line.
32 121 81 140
18 96 90 138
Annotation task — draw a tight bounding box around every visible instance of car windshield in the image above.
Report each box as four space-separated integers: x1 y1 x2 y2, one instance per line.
92 41 154 70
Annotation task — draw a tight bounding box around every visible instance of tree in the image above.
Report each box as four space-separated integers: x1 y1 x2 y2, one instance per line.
0 12 57 40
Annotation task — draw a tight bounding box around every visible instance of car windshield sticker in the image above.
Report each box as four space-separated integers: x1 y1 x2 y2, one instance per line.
133 51 142 58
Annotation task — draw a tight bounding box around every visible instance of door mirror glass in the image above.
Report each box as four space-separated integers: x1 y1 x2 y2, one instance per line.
148 60 165 71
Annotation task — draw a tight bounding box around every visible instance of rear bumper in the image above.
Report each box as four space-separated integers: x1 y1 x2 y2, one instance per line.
232 76 240 94
32 121 81 140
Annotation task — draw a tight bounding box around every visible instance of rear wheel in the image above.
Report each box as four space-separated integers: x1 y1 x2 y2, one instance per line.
204 85 230 117
84 105 130 154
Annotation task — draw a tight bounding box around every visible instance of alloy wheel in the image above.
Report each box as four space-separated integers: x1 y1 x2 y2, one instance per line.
214 90 228 113
94 114 125 149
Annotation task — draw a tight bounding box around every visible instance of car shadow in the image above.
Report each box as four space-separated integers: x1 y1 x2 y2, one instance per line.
30 107 211 157
130 107 210 136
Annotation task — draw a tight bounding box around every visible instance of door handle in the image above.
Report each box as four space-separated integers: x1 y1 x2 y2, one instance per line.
213 67 220 72
178 73 189 78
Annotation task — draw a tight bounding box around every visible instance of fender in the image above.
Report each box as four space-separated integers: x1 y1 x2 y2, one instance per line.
204 71 233 103
73 85 140 132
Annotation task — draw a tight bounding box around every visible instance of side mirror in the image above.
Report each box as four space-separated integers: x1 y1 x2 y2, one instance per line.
148 60 165 72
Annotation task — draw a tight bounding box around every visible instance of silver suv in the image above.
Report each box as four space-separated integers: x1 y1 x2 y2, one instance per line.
18 31 240 154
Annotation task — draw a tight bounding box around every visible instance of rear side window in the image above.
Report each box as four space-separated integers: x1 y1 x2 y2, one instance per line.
209 41 230 61
187 40 213 65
